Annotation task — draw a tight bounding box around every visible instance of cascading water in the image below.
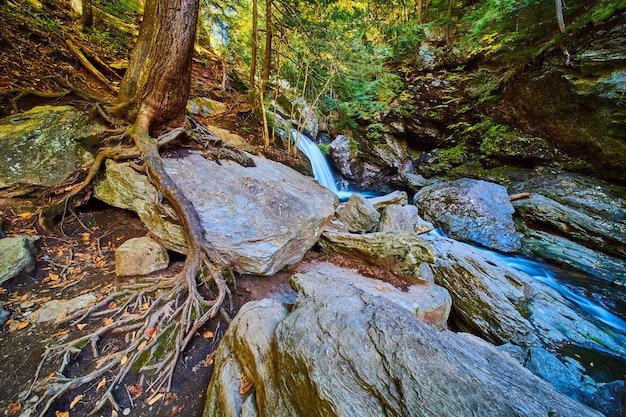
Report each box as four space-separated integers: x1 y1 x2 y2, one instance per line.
291 129 339 194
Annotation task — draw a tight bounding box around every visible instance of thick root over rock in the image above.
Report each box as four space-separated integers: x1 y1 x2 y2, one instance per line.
27 116 233 416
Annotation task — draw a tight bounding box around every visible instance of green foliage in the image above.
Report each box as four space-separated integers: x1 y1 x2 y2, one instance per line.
366 122 386 140
318 143 330 154
591 0 626 25
94 0 143 23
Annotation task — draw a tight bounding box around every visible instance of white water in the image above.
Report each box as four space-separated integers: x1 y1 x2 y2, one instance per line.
291 129 340 195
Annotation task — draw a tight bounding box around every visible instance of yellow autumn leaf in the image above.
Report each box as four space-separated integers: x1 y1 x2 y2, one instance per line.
103 317 113 326
53 310 67 324
55 411 69 417
96 377 107 393
202 330 214 339
147 393 163 406
137 340 147 351
50 329 71 338
120 355 128 365
77 323 87 330
29 312 39 323
16 321 30 330
139 302 149 311
17 212 33 218
69 394 84 409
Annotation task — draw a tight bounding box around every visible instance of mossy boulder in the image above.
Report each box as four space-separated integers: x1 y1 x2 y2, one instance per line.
0 106 98 197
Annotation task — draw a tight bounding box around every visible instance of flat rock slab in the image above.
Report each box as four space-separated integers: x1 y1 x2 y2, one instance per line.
95 153 337 276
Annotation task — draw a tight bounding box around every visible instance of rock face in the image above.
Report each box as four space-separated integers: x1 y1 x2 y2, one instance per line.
378 204 434 235
0 235 38 285
0 106 97 197
329 135 360 181
415 178 521 252
510 169 626 283
95 153 336 276
204 270 603 417
318 231 435 280
115 236 169 277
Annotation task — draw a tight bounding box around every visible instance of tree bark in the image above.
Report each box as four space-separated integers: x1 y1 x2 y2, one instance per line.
116 0 199 134
262 0 272 89
80 0 93 30
250 0 258 92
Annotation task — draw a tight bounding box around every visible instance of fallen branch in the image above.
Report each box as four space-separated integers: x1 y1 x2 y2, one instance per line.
65 37 118 93
1 88 70 114
68 35 122 81
509 192 531 202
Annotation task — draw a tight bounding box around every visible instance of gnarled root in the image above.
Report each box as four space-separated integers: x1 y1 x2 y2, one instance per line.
28 118 233 416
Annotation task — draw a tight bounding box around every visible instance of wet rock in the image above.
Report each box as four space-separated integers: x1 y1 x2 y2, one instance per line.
206 125 255 153
318 230 435 280
415 178 521 252
588 380 626 417
525 347 596 403
329 135 360 181
0 235 38 285
204 271 603 417
520 229 626 285
422 235 626 355
0 105 98 197
115 236 169 277
513 193 626 259
337 193 380 233
298 262 451 326
95 154 336 276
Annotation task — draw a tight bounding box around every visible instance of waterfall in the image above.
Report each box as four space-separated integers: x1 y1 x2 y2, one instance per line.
291 129 340 195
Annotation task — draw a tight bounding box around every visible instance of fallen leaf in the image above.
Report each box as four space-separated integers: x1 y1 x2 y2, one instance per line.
77 323 87 330
96 377 107 393
146 328 157 339
103 317 113 326
120 355 128 365
6 402 21 414
10 321 30 332
18 293 30 302
81 232 90 241
70 394 84 409
111 410 119 417
147 393 163 406
29 312 39 323
127 383 142 399
137 340 147 351
202 330 214 339
51 329 71 338
108 302 117 310
53 310 67 324
17 212 33 218
139 302 149 311
0 288 7 295
55 411 69 417
238 374 253 394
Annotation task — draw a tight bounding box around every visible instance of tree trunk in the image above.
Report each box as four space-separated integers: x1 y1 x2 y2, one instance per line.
80 0 93 30
417 0 423 23
262 0 272 89
555 0 566 33
250 0 258 92
116 0 199 134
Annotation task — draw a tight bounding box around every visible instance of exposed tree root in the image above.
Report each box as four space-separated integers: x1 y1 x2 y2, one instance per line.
28 112 234 416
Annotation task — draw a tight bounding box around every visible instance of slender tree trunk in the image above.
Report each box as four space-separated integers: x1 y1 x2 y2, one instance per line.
262 0 272 89
417 0 423 23
80 0 93 30
555 0 566 33
116 0 199 134
250 0 258 92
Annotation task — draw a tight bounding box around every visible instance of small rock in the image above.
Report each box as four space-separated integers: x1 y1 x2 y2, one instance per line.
368 190 408 210
115 236 169 277
123 407 131 416
35 294 98 322
338 193 380 233
0 235 38 285
0 304 10 326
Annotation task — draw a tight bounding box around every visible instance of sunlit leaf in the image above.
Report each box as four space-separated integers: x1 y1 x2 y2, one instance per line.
51 330 70 338
69 394 84 409
103 317 113 326
120 355 128 365
202 330 214 339
147 393 163 406
55 411 69 417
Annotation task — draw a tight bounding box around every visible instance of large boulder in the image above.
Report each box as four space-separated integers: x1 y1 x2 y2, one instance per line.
204 270 603 417
0 105 98 197
0 235 38 285
329 135 360 181
415 178 521 252
94 153 336 276
319 231 435 281
378 204 434 235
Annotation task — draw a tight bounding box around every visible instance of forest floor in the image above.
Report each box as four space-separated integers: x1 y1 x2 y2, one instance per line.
0 1 299 416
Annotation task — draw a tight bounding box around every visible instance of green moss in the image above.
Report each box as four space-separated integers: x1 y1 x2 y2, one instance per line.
317 143 330 154
591 0 626 25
